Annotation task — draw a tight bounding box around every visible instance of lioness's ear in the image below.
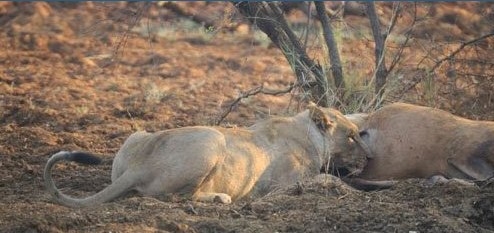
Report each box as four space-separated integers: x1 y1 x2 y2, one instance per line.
308 102 334 131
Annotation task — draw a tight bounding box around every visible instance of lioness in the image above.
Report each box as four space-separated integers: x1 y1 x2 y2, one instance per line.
343 103 494 189
44 103 372 207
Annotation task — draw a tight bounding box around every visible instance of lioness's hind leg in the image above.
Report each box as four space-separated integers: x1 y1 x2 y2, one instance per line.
193 192 232 204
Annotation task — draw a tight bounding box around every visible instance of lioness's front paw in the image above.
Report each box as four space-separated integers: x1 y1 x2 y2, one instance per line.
213 194 232 204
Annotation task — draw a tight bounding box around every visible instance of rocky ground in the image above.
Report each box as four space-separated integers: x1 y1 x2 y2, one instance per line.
0 2 493 232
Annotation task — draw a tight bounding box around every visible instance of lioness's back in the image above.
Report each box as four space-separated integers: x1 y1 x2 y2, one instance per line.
367 103 460 128
112 127 228 180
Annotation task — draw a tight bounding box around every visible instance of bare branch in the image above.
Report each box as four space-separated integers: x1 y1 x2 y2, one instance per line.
430 32 494 73
386 3 401 37
302 2 312 48
215 83 296 125
388 3 416 73
401 32 494 95
315 1 345 96
363 2 403 110
365 2 388 102
111 3 148 65
234 2 331 107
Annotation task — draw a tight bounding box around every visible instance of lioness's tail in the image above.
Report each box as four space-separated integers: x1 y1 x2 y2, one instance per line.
342 177 397 191
44 151 134 208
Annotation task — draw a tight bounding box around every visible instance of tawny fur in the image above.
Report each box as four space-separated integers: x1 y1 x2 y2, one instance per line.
44 104 372 208
347 103 494 182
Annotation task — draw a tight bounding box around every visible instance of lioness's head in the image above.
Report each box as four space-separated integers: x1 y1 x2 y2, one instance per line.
307 103 372 177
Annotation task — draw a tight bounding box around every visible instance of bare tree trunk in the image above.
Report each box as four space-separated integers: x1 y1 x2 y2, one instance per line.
314 1 345 99
234 2 331 107
365 2 388 98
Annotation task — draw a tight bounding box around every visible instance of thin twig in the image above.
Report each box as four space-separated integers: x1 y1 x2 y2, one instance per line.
388 3 417 73
105 3 149 68
364 2 401 110
215 83 295 125
302 2 312 49
386 2 401 38
430 32 494 73
402 32 494 95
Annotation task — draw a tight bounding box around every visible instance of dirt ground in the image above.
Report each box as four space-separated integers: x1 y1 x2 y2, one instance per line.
0 2 493 233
